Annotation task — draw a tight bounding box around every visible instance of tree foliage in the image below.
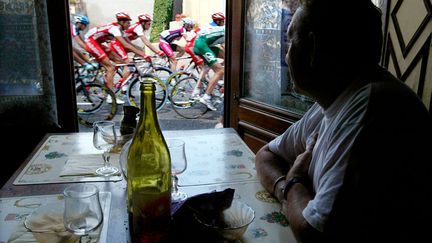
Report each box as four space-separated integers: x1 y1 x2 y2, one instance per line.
150 0 173 42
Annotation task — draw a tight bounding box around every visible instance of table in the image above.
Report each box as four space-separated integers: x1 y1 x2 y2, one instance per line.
0 128 297 242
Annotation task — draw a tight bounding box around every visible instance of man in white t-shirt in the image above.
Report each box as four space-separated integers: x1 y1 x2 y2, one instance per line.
255 1 432 242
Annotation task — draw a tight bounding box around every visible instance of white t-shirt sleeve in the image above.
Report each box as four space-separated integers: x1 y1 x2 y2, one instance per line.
268 103 323 164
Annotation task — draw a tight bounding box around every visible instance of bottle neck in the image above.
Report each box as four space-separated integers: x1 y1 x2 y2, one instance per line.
137 82 161 132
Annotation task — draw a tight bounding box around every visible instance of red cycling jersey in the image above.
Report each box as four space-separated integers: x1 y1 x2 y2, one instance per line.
184 28 204 66
85 22 123 43
124 22 149 41
84 22 127 62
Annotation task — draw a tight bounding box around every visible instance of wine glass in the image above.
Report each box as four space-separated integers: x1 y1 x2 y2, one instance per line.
93 121 119 176
63 184 103 235
167 139 188 202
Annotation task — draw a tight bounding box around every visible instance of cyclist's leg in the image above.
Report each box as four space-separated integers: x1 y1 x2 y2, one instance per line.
160 40 177 71
191 65 208 98
100 57 115 89
206 62 223 96
198 45 223 96
85 39 115 89
175 44 185 58
109 40 131 86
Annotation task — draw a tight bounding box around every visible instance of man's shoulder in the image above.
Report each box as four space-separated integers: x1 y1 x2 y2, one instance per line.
368 68 426 111
360 67 431 135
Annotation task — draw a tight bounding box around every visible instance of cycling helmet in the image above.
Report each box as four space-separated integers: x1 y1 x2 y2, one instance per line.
138 13 152 22
212 12 225 21
74 15 89 25
182 18 194 27
116 12 131 21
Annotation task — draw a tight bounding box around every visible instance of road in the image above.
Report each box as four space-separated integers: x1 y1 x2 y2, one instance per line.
78 103 220 132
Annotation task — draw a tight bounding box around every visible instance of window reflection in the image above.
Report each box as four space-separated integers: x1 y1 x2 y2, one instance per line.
243 0 314 114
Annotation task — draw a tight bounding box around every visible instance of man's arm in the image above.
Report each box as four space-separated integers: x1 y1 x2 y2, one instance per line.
74 35 87 50
139 36 163 55
282 134 325 243
255 144 290 201
72 46 92 65
72 48 86 65
115 36 146 57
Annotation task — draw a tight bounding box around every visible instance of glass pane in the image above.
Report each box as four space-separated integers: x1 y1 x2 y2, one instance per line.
0 0 58 126
243 0 314 114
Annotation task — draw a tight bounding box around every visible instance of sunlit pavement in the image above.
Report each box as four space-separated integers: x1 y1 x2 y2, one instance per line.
78 103 220 132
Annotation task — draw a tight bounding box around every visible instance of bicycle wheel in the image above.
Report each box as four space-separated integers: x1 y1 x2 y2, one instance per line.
170 76 208 119
127 74 167 111
76 83 117 127
165 71 193 94
152 66 172 82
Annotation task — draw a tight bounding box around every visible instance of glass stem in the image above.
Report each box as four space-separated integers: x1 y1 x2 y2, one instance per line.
102 151 111 168
172 175 179 194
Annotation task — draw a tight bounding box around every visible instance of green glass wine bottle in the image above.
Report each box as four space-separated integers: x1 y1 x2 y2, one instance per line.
127 81 171 242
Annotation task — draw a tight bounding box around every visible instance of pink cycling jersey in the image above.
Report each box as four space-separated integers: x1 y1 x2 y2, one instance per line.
160 27 185 43
159 27 186 58
70 22 79 38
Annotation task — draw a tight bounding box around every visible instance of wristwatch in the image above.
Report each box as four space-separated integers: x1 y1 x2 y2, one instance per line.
282 176 308 199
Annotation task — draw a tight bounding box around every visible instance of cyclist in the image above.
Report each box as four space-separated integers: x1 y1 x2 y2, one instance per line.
193 25 225 111
71 15 96 70
210 12 225 27
184 20 204 67
159 18 194 71
85 12 150 104
125 13 165 57
189 13 226 98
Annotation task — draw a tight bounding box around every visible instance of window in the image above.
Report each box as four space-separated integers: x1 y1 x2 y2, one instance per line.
242 0 313 114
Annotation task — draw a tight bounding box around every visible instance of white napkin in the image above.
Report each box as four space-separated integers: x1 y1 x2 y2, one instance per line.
60 154 120 177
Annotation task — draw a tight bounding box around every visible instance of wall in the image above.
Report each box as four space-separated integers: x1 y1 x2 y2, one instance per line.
78 0 155 30
182 0 226 28
383 0 432 112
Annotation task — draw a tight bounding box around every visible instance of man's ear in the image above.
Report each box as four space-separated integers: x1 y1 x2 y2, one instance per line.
308 31 317 68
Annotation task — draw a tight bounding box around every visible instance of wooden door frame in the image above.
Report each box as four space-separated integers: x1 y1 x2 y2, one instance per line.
47 0 78 132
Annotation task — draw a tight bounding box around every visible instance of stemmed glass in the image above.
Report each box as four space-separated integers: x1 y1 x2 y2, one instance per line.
167 139 188 202
93 121 119 176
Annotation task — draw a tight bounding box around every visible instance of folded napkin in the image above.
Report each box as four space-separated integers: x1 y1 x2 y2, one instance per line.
8 213 80 243
171 188 235 242
60 154 121 177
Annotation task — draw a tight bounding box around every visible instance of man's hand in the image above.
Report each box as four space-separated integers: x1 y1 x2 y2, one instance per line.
143 55 152 62
286 133 318 180
157 51 166 57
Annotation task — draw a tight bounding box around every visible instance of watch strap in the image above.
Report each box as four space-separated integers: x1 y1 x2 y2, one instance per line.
282 176 307 199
